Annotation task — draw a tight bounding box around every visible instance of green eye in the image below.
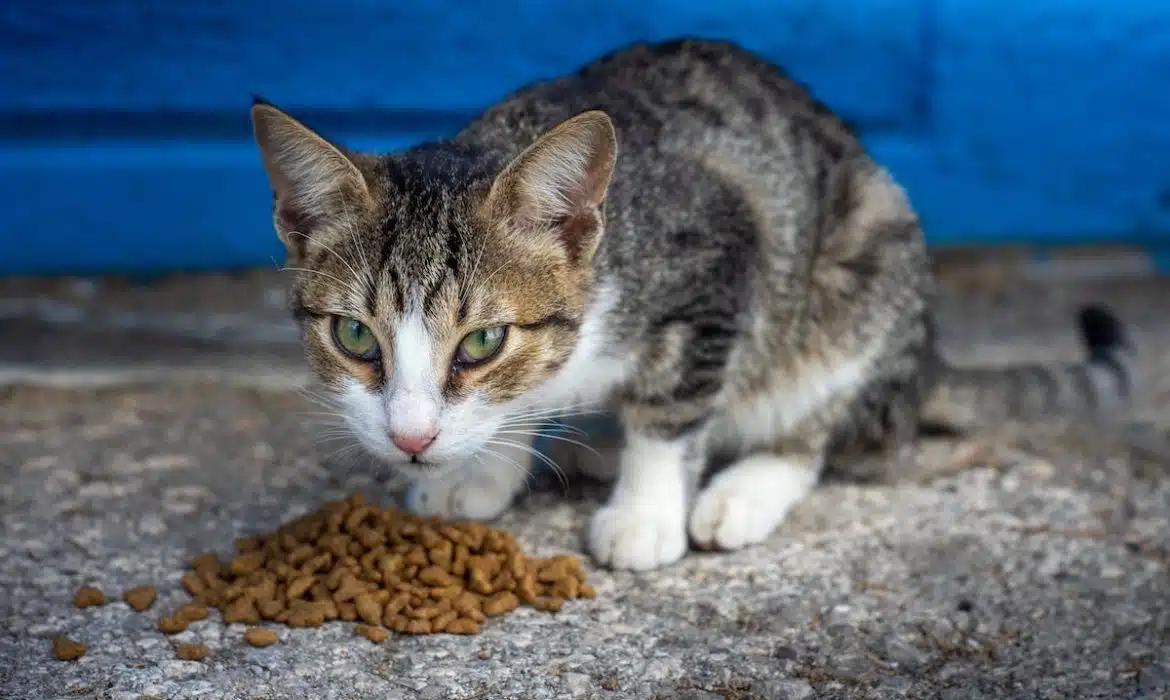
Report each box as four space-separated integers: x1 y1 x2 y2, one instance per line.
456 326 507 366
331 316 380 360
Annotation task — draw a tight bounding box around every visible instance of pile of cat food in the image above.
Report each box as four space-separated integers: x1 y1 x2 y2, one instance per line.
57 493 594 661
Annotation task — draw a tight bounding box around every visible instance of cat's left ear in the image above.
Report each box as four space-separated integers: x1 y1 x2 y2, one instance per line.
485 110 617 265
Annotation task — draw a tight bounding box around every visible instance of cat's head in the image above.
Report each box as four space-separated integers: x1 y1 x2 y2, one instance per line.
250 101 617 477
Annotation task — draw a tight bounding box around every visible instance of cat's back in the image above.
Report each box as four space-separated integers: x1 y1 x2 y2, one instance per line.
459 38 860 164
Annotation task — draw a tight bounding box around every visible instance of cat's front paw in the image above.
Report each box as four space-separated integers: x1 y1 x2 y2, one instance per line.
404 469 517 522
587 501 687 571
688 455 817 550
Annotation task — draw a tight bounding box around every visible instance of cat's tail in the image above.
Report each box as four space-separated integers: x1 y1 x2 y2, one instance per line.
920 305 1136 431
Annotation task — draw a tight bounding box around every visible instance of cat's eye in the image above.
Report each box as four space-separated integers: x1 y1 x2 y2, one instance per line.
455 326 507 366
331 316 380 360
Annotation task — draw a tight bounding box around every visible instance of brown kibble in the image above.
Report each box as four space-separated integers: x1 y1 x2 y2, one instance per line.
482 592 519 617
517 571 539 603
550 576 580 600
181 572 207 598
404 619 432 635
286 543 316 567
356 624 389 643
222 596 260 625
354 594 382 626
431 609 458 632
468 567 494 595
509 550 526 579
332 573 369 603
429 539 454 570
418 566 456 588
236 535 265 553
429 585 463 601
244 628 279 647
286 600 327 628
176 603 209 623
123 585 157 612
444 618 481 635
73 586 106 608
53 636 87 661
408 603 445 620
190 553 220 577
259 599 285 620
533 596 565 613
229 552 266 578
285 576 314 600
158 616 190 634
173 494 595 637
176 643 209 661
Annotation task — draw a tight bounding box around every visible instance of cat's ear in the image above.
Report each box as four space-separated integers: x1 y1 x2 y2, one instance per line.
250 101 372 258
486 110 617 265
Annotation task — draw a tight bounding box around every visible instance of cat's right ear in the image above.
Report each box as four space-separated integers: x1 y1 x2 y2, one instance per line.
250 101 371 260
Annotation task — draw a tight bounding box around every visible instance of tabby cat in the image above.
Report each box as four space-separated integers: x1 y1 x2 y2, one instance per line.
250 39 1134 571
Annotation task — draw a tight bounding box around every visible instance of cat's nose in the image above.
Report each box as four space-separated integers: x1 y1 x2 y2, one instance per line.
391 431 436 456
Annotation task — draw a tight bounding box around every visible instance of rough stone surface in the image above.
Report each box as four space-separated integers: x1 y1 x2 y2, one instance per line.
1 266 1168 699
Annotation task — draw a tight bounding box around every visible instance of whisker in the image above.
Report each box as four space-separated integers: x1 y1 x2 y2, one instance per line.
473 445 536 500
286 230 368 302
484 437 569 498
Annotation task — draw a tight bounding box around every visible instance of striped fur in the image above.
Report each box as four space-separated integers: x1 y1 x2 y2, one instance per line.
250 39 1137 572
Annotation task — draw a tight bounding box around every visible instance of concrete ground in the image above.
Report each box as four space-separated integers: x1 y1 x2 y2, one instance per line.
1 252 1168 700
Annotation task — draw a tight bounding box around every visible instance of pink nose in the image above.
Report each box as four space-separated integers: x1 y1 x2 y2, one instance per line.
391 432 436 456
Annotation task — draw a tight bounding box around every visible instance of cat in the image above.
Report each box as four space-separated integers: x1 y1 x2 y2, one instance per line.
250 38 1135 571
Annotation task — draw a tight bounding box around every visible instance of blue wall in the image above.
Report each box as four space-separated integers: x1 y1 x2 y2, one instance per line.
2 0 1169 275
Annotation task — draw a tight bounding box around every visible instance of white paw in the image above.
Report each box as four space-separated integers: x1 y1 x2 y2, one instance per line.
404 470 516 522
688 456 817 551
587 502 687 571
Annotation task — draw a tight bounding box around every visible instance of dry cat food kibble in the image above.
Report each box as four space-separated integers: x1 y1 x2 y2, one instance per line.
174 493 595 636
122 586 157 612
53 636 87 661
175 643 210 661
244 628 279 647
73 586 106 609
355 624 389 644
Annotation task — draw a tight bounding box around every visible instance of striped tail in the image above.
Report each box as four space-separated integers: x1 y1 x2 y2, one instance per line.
920 305 1135 431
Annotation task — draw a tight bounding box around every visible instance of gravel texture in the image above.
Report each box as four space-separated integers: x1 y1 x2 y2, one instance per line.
1 264 1168 699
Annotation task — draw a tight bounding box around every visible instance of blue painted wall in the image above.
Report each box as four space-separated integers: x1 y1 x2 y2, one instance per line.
2 0 1168 275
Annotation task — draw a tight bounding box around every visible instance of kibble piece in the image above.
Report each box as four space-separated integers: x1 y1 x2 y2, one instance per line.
354 594 383 626
533 596 565 613
53 636 87 661
73 586 106 609
175 602 209 623
355 624 389 643
431 609 458 633
158 616 189 635
230 550 268 577
482 592 519 617
182 572 207 599
444 618 481 635
286 575 314 600
123 586 157 612
222 596 260 625
244 627 279 647
259 599 285 620
404 619 432 635
176 643 210 661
